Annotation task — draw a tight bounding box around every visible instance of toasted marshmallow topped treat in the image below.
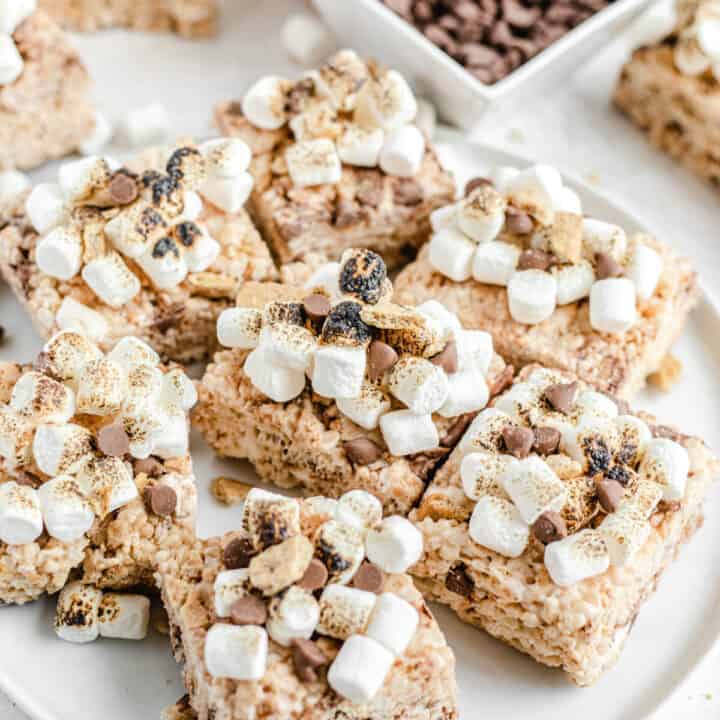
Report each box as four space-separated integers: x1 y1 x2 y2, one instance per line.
215 50 455 268
0 141 277 363
195 248 510 513
395 166 697 399
156 490 457 719
0 333 197 605
410 364 718 686
0 4 95 170
615 0 720 186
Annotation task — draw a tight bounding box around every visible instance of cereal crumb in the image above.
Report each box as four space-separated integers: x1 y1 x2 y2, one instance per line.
211 476 253 506
648 353 682 392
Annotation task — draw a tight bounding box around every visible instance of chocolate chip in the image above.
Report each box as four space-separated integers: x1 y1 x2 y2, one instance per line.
430 340 458 374
445 563 474 597
596 479 624 513
145 485 177 517
533 426 561 455
230 595 267 626
544 381 578 415
464 176 494 196
368 340 399 382
504 208 534 235
0 326 5 344
291 638 327 683
133 457 164 478
595 252 624 280
303 294 331 324
531 511 567 544
517 249 554 271
97 424 130 457
109 172 138 206
343 438 384 466
297 558 328 591
351 561 385 594
502 425 535 459
223 537 255 570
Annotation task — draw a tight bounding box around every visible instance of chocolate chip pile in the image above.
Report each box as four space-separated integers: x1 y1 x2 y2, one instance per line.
381 0 615 83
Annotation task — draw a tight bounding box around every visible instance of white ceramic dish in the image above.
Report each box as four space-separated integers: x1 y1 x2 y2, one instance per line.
314 0 652 128
0 134 718 720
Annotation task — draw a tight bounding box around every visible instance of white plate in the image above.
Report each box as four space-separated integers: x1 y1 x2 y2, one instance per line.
1 134 719 720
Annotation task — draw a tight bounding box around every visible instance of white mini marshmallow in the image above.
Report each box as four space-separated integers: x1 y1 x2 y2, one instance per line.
379 410 438 457
55 582 103 644
501 456 568 525
430 203 459 232
505 164 565 213
0 34 23 85
336 383 391 430
544 529 610 587
627 0 677 48
355 70 417 131
312 344 366 400
379 124 425 177
217 307 262 349
98 593 150 640
200 172 254 214
0 169 29 203
627 242 663 301
575 390 618 421
335 489 382 532
582 219 627 262
33 423 93 477
317 584 376 640
387 356 449 415
151 413 189 460
282 13 336 65
267 586 320 646
328 634 394 704
457 188 505 243
428 227 475 282
366 592 419 656
286 138 342 187
25 183 65 234
0 481 42 545
82 252 141 308
417 299 462 334
507 269 557 324
205 623 268 681
472 241 520 286
468 495 529 558
696 18 720 61
242 75 288 130
313 519 364 585
213 568 251 617
0 0 36 35
456 329 494 375
107 336 159 371
36 226 83 281
11 371 75 423
199 138 252 178
182 229 221 274
182 191 203 221
438 369 489 417
120 103 169 147
160 368 197 413
56 298 109 343
590 278 637 334
79 111 113 156
259 323 317 372
639 438 690 501
461 452 515 501
57 156 107 202
553 261 595 305
598 504 651 567
304 261 341 299
245 346 306 402
366 515 423 574
414 96 437 139
38 475 94 542
137 238 188 290
336 125 384 167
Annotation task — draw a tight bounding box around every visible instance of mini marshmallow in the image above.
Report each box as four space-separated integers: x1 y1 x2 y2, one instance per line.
328 634 394 704
82 252 141 308
0 169 29 203
553 261 595 305
217 307 262 349
336 125 384 167
76 359 125 416
97 593 150 640
428 227 475 282
281 13 336 65
461 452 515 501
312 344 366 400
313 519 364 584
25 183 65 234
79 111 113 156
507 270 557 324
366 592 419 656
286 138 342 187
259 323 317 372
355 70 417 131
313 50 368 111
242 488 301 549
120 103 170 147
582 219 628 262
599 504 651 566
455 329 494 375
457 186 506 243
245 346 306 402
200 172 254 214
151 413 189 460
304 261 341 299
55 582 103 644
317 584 376 640
416 300 462 334
205 623 268 681
627 242 663 301
468 495 529 558
438 368 489 417
0 481 42 545
366 515 423 574
430 203 459 232
458 407 512 454
0 0 36 35
56 298 109 343
675 30 712 75
302 496 338 529
182 228 221 274
242 75 288 130
639 438 690 501
544 529 610 587
335 489 382 532
107 336 159 371
501 456 568 524
81 455 138 516
11 371 75 423
492 382 541 422
590 278 637 334
379 124 425 177
36 226 83 281
575 390 618 421
414 96 437 139
505 164 565 214
630 480 664 517
0 408 33 470
33 423 93 477
387 356 449 415
472 241 520 286
199 138 252 178
213 568 251 617
137 238 188 290
58 156 109 202
336 383 391 430
379 409 439 457
696 18 720 60
0 34 23 85
266 586 320 646
614 414 652 464
627 0 677 47
160 368 197 413
182 191 203 221
38 475 94 542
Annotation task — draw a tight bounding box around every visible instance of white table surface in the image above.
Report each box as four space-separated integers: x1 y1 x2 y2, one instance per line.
2 0 718 717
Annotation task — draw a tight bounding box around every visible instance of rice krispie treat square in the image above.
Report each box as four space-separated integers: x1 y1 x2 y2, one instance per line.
393 164 698 400
0 4 95 170
39 0 220 38
614 0 720 186
156 487 458 720
0 140 277 363
410 364 719 686
214 50 456 269
0 332 197 605
194 248 511 515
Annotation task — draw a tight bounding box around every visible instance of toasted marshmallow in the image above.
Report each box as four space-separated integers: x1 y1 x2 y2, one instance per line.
355 70 417 131
379 124 425 177
575 390 618 421
25 183 65 234
492 382 540 422
461 452 515 501
428 227 475 282
245 346 306 402
137 237 188 290
439 369 489 417
675 30 711 75
414 96 437 139
366 592 419 655
242 75 288 130
613 414 652 464
457 186 506 243
242 488 301 549
301 496 338 531
630 480 664 517
0 481 42 545
430 203 459 232
180 227 221 274
82 252 141 308
56 298 109 343
205 623 268 681
0 0 36 35
599 504 651 566
468 495 529 558
696 17 720 59
627 242 662 301
33 423 93 477
151 413 189 460
336 125 384 167
590 278 637 334
200 172 254 214
505 164 565 215
336 383 391 430
472 241 520 286
36 226 83 281
335 489 382 532
317 584 376 640
38 475 94 542
97 593 150 640
55 582 103 644
387 356 449 415
553 261 595 305
11 371 75 423
416 300 462 334
0 408 34 469
312 344 366 400
58 156 110 202
366 515 423 574
217 308 262 349
286 138 342 187
544 529 610 586
0 34 23 84
304 261 341 299
314 519 364 584
76 359 125 416
379 409 439 457
81 455 137 516
79 111 113 156
501 456 568 524
328 634 394 704
582 219 627 262
200 138 251 178
107 336 159 371
507 270 557 324
120 103 169 147
267 585 320 646
213 568 251 617
281 12 336 65
182 191 203 221
160 368 196 413
0 169 29 203
455 329 493 375
639 438 689 501
259 323 317 372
